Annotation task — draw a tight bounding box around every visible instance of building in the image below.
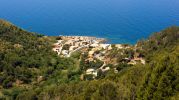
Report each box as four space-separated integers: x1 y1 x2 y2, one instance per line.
53 46 62 55
115 44 123 49
101 67 110 72
62 50 69 57
88 51 95 57
86 68 98 76
99 44 110 49
90 43 99 48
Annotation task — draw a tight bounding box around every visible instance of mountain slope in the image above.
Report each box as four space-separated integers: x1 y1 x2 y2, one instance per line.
0 20 178 100
0 19 59 88
17 26 179 100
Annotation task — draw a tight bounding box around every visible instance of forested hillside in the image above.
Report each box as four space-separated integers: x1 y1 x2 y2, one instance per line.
0 20 178 100
0 20 82 99
136 26 179 100
0 19 59 87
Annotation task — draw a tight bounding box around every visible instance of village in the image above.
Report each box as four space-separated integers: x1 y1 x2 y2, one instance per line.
53 36 145 79
52 36 107 57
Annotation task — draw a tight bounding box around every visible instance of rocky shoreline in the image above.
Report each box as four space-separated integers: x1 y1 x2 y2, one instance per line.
59 35 107 44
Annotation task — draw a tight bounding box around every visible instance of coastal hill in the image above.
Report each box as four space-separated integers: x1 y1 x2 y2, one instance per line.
0 19 179 100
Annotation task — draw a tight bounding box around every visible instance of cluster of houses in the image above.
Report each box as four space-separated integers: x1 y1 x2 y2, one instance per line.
53 36 145 79
53 36 107 57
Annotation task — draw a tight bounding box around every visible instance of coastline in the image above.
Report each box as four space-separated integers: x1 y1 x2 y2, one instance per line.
59 35 108 44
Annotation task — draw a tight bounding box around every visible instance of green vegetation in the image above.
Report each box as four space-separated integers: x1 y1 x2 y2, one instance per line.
0 20 178 100
62 44 71 50
0 20 81 99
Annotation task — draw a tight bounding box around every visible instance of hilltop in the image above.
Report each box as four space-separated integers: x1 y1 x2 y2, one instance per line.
0 20 179 100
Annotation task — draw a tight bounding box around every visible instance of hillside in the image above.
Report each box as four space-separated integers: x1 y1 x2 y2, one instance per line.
0 19 86 99
0 20 179 100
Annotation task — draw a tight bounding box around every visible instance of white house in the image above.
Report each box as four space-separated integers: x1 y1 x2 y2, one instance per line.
115 44 123 49
99 44 110 49
86 68 97 76
90 43 99 48
62 50 69 56
101 67 110 72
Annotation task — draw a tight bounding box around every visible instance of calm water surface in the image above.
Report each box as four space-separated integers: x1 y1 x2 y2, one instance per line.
0 0 179 44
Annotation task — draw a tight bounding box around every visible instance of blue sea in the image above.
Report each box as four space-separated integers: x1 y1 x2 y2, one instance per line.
0 0 179 44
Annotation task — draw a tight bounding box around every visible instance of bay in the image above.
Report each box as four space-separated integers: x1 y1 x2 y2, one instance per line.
0 0 179 44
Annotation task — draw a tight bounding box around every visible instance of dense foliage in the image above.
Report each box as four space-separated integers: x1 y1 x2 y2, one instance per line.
0 20 82 99
0 20 178 100
0 20 59 86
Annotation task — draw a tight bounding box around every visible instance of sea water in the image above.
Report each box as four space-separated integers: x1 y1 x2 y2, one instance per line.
0 0 179 44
